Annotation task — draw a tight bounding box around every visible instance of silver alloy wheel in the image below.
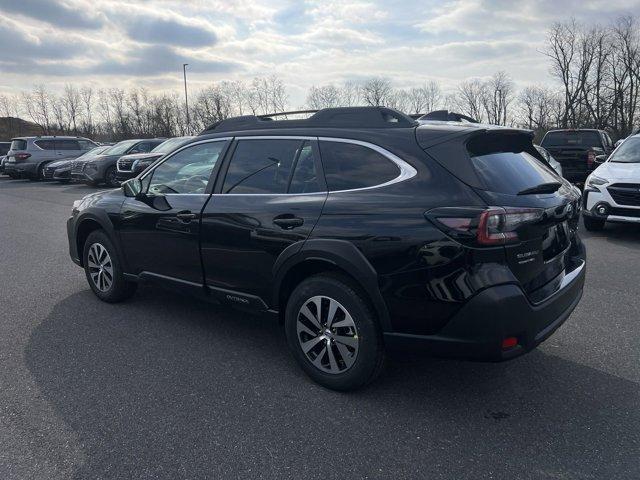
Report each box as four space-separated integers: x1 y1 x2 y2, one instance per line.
296 296 359 374
87 242 114 292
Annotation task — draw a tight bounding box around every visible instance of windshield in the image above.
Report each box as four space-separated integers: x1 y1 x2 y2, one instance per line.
542 131 602 148
609 137 640 163
152 137 191 154
77 146 109 159
103 140 139 156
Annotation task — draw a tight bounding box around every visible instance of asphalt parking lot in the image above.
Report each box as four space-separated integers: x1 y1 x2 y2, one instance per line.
0 178 639 480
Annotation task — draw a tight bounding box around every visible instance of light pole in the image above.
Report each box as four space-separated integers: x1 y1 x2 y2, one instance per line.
183 63 190 133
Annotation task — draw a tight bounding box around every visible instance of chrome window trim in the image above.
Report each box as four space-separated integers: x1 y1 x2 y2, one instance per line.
137 135 417 196
318 137 417 193
214 135 417 196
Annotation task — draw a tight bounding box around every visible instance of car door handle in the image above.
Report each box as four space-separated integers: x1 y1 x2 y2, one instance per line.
273 215 304 229
176 211 197 222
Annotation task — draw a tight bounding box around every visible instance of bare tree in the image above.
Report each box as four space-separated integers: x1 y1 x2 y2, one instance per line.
80 86 95 136
361 78 393 106
307 85 343 109
482 71 514 125
407 81 442 114
449 79 486 122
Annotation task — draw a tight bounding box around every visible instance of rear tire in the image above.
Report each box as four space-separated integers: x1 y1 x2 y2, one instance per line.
285 273 384 391
583 216 605 231
82 230 137 303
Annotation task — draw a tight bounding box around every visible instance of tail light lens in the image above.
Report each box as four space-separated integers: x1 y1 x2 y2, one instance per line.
15 153 31 161
587 150 595 168
427 207 544 247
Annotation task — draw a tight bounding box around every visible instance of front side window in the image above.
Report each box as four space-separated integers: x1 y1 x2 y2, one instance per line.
222 139 300 194
289 142 323 194
319 141 400 191
146 141 226 195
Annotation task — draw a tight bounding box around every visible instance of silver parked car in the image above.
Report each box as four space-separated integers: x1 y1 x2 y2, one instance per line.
4 136 98 180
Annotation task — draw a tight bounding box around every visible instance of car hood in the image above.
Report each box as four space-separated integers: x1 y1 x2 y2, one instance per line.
48 159 75 168
593 162 640 181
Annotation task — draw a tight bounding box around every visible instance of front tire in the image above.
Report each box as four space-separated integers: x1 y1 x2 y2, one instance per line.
285 274 384 391
583 216 605 231
29 164 44 182
82 230 137 303
104 166 119 188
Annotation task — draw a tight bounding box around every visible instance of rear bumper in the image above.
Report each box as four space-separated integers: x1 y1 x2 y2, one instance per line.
384 259 586 361
4 162 37 177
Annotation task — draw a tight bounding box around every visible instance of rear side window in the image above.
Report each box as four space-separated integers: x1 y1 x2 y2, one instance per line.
319 141 399 191
10 139 27 151
289 142 323 194
541 131 602 148
56 140 81 150
34 140 56 150
223 139 299 194
468 134 559 195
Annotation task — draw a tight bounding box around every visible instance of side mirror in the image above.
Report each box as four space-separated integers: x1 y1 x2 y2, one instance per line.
595 155 607 164
122 178 143 198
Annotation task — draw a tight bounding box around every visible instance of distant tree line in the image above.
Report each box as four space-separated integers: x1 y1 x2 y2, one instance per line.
0 15 638 142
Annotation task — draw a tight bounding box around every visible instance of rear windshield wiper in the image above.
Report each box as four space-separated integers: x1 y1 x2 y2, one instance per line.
517 182 562 195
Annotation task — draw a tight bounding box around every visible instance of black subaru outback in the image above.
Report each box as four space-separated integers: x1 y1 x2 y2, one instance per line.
67 107 586 391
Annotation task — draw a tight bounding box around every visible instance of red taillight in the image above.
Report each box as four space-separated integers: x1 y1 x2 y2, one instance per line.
15 153 31 161
587 150 595 168
502 337 518 350
427 207 543 247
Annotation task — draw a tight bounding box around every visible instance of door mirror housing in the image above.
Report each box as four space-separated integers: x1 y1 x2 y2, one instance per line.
122 178 143 198
595 155 607 164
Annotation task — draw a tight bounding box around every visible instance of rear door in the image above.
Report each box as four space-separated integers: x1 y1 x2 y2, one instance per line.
118 139 229 284
55 139 83 160
467 132 580 296
200 137 327 307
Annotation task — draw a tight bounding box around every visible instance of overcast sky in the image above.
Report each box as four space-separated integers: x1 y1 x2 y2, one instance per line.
0 0 638 106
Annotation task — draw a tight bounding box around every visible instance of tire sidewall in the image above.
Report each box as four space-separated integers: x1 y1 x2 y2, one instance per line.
82 230 126 302
285 275 383 391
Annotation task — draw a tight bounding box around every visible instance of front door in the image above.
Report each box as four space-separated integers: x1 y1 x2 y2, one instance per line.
200 137 327 306
118 139 229 284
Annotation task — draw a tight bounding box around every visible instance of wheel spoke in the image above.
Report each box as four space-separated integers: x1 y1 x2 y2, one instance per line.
327 344 340 373
326 300 338 328
312 297 323 325
312 346 327 369
296 321 317 338
335 341 356 368
301 335 324 353
334 334 358 349
300 305 321 330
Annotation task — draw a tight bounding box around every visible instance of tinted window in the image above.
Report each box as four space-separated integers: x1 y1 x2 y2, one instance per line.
541 131 603 148
56 140 82 150
223 139 299 194
319 141 399 191
609 137 640 163
468 135 559 195
34 140 56 150
289 142 323 194
78 139 97 150
103 140 139 155
146 141 226 195
0 144 10 155
10 139 27 151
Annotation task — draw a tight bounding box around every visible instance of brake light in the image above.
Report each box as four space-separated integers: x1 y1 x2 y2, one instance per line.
15 153 31 161
587 150 595 168
427 207 544 247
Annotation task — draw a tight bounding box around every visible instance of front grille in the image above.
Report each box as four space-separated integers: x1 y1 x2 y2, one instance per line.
609 206 640 218
607 184 640 206
71 161 84 174
118 157 134 171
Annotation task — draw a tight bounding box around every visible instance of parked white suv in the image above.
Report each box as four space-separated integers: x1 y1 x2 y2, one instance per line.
583 134 640 231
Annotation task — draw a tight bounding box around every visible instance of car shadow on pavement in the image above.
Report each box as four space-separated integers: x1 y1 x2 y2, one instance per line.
25 287 640 479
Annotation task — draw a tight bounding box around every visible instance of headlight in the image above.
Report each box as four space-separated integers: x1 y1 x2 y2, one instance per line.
586 175 607 188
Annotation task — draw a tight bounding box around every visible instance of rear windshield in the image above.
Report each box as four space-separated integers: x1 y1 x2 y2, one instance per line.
10 139 27 151
102 139 139 156
541 131 602 148
468 134 559 195
609 137 640 163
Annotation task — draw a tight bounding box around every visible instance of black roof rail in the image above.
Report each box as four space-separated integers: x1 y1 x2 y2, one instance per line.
201 106 418 134
419 110 479 123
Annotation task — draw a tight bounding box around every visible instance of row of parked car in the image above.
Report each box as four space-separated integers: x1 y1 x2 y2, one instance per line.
0 135 194 187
